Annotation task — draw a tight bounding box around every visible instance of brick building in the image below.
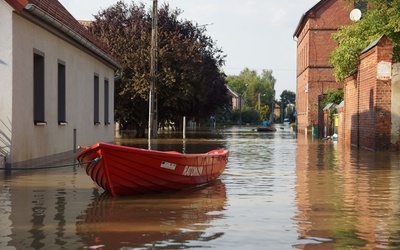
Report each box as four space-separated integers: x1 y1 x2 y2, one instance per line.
293 0 354 137
339 36 398 151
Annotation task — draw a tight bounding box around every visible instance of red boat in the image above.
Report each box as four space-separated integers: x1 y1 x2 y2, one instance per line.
77 143 229 196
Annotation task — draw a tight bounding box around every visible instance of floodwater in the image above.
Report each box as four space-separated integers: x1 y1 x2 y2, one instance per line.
2 125 400 249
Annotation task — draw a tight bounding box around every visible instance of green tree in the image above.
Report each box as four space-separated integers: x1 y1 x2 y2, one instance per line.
88 1 228 137
330 0 400 82
279 90 296 120
323 88 344 106
231 107 260 125
280 90 296 109
226 68 276 122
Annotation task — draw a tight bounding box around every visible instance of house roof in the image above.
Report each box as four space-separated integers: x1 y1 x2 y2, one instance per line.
5 0 122 72
4 0 27 12
323 103 336 110
360 35 384 54
293 0 327 38
226 85 240 98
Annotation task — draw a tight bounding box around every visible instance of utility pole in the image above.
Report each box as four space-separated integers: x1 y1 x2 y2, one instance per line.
269 84 275 125
148 0 158 139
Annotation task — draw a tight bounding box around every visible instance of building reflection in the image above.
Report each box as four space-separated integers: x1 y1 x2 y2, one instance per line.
2 166 99 249
294 137 400 249
0 178 12 250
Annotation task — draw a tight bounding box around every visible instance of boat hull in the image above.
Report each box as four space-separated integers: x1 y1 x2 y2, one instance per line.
77 143 229 196
256 126 276 132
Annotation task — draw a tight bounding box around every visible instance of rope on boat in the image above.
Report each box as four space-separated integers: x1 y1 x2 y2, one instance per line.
0 157 102 171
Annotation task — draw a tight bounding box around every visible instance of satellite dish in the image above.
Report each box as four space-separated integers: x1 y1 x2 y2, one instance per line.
350 9 362 21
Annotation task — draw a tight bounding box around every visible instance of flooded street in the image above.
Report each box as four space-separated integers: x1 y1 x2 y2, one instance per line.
2 126 400 249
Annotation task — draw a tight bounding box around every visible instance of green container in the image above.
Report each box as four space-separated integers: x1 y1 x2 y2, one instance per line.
312 125 318 139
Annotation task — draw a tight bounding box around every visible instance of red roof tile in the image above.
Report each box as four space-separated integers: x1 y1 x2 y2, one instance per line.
4 0 120 69
29 0 110 55
4 0 28 12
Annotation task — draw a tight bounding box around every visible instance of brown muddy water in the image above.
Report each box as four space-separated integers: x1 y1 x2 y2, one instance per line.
2 125 400 249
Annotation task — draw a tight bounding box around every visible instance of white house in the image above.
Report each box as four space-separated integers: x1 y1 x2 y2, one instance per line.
0 0 122 168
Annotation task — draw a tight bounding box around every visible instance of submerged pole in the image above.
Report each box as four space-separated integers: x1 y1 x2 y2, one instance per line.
148 0 158 140
183 116 186 139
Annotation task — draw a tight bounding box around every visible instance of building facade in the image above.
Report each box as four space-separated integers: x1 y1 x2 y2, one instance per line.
293 0 353 137
0 0 121 167
339 36 398 151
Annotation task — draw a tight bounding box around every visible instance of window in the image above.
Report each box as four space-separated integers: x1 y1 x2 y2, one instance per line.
104 79 110 125
58 60 67 125
94 74 100 125
34 50 46 125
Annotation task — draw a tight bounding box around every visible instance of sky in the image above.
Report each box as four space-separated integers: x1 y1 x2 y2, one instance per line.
60 0 321 98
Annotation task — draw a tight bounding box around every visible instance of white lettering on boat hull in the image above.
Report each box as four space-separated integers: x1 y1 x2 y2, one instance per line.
182 166 203 176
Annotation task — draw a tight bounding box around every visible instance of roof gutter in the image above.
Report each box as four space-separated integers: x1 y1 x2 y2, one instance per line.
24 3 123 80
293 13 306 39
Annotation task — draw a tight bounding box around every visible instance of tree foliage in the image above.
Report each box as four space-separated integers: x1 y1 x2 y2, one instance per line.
323 88 344 107
226 68 276 121
279 90 296 110
88 1 228 136
230 107 260 125
330 0 400 82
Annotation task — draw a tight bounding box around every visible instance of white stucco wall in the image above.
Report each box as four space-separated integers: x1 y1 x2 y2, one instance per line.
0 2 13 160
9 12 115 164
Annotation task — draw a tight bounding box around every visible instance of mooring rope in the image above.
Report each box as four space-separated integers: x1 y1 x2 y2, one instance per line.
0 157 102 171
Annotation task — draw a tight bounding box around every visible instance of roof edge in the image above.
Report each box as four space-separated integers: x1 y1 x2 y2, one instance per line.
4 0 28 12
360 35 385 55
293 0 327 38
24 3 122 73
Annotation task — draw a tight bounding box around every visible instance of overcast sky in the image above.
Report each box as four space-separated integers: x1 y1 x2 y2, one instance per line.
60 0 322 97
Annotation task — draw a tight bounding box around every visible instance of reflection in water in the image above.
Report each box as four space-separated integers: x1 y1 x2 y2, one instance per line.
115 131 227 154
76 180 227 249
2 126 400 249
1 165 100 249
294 137 400 249
0 182 12 250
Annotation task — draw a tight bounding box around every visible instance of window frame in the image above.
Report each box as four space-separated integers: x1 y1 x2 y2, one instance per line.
57 59 67 125
33 49 46 126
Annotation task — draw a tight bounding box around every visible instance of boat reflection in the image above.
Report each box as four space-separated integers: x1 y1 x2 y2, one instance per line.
76 180 227 249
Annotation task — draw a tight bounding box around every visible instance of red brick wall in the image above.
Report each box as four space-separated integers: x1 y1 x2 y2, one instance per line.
342 76 358 146
341 36 393 151
375 37 393 150
337 105 345 142
295 0 351 137
358 48 378 150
